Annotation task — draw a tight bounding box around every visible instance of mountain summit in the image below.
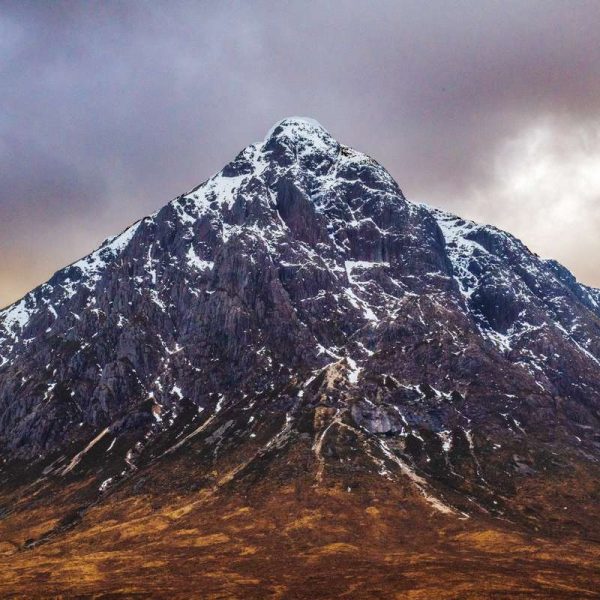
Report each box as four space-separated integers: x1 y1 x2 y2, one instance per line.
1 119 600 597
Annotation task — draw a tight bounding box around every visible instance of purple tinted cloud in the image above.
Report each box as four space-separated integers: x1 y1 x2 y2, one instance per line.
1 0 600 306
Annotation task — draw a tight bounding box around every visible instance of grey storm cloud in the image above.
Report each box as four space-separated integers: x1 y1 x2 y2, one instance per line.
1 0 600 306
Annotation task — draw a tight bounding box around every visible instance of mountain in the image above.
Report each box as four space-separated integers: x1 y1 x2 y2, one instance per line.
1 117 599 598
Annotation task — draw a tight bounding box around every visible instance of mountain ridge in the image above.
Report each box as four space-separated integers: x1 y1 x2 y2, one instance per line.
0 117 600 597
2 116 600 459
0 118 600 520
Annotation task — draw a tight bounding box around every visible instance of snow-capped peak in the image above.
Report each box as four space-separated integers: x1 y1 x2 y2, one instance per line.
262 116 339 160
264 116 329 142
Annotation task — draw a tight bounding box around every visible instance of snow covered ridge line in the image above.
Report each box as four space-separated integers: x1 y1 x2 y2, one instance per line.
430 205 599 294
430 205 600 358
0 116 368 343
431 205 600 302
175 117 375 224
62 220 142 294
0 219 142 338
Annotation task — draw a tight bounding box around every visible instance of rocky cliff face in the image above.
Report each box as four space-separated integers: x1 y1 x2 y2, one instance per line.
1 118 600 532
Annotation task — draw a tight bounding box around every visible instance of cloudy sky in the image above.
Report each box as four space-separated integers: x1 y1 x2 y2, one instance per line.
1 0 600 307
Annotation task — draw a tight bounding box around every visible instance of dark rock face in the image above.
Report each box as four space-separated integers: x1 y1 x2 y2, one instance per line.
1 117 600 524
